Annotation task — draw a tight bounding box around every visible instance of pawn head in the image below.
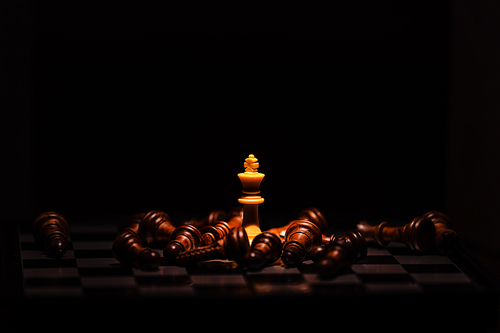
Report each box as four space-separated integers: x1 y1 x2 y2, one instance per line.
137 248 161 270
316 257 340 279
281 241 304 266
246 250 266 270
46 237 67 258
163 243 183 262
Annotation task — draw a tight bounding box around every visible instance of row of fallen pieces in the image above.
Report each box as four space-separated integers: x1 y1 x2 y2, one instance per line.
112 208 459 278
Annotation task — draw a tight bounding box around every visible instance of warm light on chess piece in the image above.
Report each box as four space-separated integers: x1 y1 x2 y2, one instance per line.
238 154 264 243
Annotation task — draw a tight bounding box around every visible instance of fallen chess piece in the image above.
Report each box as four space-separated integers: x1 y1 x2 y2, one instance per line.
264 207 332 244
163 225 202 262
128 212 146 228
246 232 282 270
200 221 232 245
113 228 162 270
357 216 436 253
138 210 176 246
281 220 322 266
315 230 367 278
297 207 329 234
184 209 227 230
175 227 250 266
422 210 460 255
113 214 161 270
200 206 243 245
33 211 69 258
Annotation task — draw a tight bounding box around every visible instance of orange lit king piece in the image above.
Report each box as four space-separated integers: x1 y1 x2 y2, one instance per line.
238 154 265 242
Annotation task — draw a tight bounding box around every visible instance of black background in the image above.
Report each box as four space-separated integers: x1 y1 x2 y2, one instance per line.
6 2 452 225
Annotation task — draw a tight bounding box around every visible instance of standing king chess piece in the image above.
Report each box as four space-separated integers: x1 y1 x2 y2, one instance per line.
238 154 265 243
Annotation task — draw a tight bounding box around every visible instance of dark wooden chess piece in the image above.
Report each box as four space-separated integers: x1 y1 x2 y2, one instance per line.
33 211 69 258
357 216 436 252
315 230 367 278
185 209 227 230
163 225 202 262
246 232 283 271
138 210 176 246
309 234 337 263
175 227 250 265
265 207 331 243
112 227 161 270
200 221 230 245
281 220 322 266
422 210 460 255
297 207 329 234
128 212 146 229
200 206 243 245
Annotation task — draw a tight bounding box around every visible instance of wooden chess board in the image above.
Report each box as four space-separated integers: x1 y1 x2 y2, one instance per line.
13 222 493 298
4 218 499 329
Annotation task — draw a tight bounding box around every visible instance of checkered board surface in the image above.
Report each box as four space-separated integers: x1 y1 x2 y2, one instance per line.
17 224 489 299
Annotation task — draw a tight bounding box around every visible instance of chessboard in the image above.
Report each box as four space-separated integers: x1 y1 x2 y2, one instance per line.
4 217 499 329
12 220 495 296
